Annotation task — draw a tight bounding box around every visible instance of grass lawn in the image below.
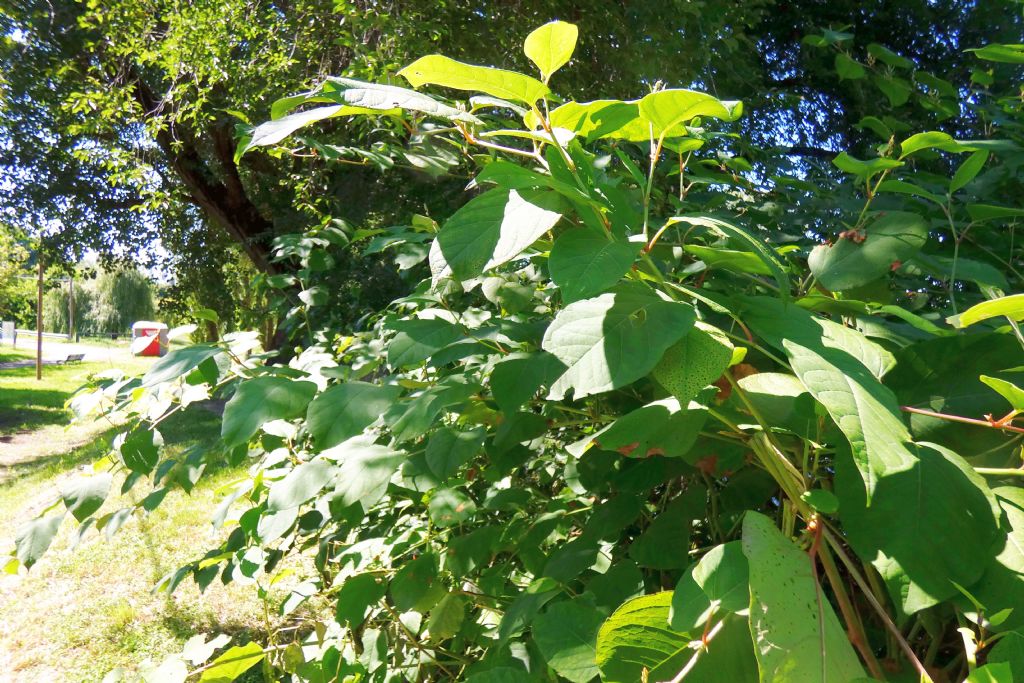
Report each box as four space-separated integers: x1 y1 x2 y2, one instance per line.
0 364 318 681
0 350 151 436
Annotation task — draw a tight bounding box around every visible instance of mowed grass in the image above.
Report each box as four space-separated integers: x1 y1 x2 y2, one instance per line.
0 349 152 436
0 369 318 681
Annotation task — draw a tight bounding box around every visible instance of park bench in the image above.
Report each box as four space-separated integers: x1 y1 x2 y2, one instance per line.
60 353 85 364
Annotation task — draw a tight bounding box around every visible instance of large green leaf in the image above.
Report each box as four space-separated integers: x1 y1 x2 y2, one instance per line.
325 439 405 512
808 211 928 291
742 296 896 380
651 322 733 407
549 228 641 303
832 151 903 180
968 44 1024 63
15 514 63 569
951 294 1024 328
884 333 1020 458
387 318 463 367
322 77 466 118
742 512 867 682
244 105 377 151
523 21 578 82
489 352 566 412
306 382 403 448
543 287 695 400
965 488 1024 633
142 344 222 387
398 55 549 104
436 188 563 281
835 442 1001 613
981 376 1024 411
783 337 912 500
61 473 112 522
638 89 742 140
692 541 749 613
596 593 757 682
533 600 603 683
543 100 641 140
221 376 318 448
197 642 264 683
267 458 337 512
425 426 486 480
899 131 970 158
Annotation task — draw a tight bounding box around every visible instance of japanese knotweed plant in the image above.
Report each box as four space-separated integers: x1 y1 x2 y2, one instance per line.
12 20 1024 683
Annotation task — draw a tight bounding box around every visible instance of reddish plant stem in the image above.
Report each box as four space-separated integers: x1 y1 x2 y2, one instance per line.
900 406 1024 434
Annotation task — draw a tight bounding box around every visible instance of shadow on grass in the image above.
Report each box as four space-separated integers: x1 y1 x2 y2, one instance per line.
0 408 224 489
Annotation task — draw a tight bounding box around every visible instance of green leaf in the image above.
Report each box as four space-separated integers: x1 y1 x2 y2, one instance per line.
832 151 903 179
596 593 757 682
390 553 444 613
741 296 896 380
489 352 566 412
684 244 774 276
965 663 1014 683
808 211 928 291
835 53 866 79
544 99 641 140
120 426 161 475
436 188 563 281
692 541 749 613
835 442 1000 613
327 439 405 511
638 89 742 140
244 105 373 152
425 426 485 479
428 593 466 640
968 44 1024 63
464 668 535 683
867 43 914 69
15 514 63 569
876 179 944 205
629 495 695 569
221 377 317 448
950 294 1024 328
967 205 1024 222
801 489 840 514
323 77 467 119
664 215 790 296
651 322 733 407
899 131 969 158
542 287 695 400
306 382 403 448
398 55 549 104
61 473 112 522
197 642 264 683
742 512 867 682
533 600 603 683
951 149 989 193
980 376 1024 411
335 573 386 627
966 488 1024 633
267 458 337 512
523 21 578 82
428 488 477 527
989 630 1024 679
874 75 912 106
142 344 222 387
783 336 911 501
549 228 641 303
387 318 463 367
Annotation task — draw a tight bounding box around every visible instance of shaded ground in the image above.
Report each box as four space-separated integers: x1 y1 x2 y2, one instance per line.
0 395 313 682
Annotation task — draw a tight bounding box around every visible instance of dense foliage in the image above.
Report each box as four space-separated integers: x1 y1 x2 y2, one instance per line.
9 18 1024 683
3 0 1020 335
42 268 157 337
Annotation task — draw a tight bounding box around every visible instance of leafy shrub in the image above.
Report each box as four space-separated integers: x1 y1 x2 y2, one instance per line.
12 21 1024 683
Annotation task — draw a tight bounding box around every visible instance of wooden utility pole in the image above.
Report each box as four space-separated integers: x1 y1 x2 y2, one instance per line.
36 257 43 380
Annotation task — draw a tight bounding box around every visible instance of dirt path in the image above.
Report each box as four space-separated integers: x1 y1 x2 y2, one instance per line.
0 419 116 484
